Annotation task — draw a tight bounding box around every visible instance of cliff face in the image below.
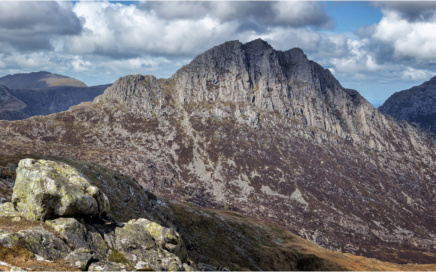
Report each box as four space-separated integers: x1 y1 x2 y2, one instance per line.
1 39 436 264
379 75 436 134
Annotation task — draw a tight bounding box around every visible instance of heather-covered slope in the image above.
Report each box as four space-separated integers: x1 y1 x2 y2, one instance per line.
379 75 436 134
1 155 435 271
1 39 436 263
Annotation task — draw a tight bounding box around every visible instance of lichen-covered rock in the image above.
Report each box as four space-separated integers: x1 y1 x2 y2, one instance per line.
115 218 185 271
137 218 186 260
0 226 70 260
65 247 94 271
130 248 182 271
0 202 20 217
46 217 109 260
88 260 129 271
0 230 20 248
12 159 110 221
10 267 26 272
46 218 89 249
115 219 156 253
18 227 70 260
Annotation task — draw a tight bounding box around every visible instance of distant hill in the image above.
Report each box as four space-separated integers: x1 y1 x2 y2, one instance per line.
0 85 29 120
0 71 111 121
0 71 87 89
379 76 436 134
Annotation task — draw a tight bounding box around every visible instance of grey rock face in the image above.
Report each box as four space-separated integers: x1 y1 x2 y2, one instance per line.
379 75 436 134
114 218 185 271
65 247 95 270
12 159 110 221
46 217 109 260
2 226 70 260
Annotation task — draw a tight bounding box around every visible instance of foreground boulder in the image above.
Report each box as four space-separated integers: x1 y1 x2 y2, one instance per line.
12 159 110 221
1 158 193 271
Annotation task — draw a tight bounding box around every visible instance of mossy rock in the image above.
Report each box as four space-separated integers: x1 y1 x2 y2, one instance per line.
46 217 108 260
115 218 185 271
12 159 110 221
0 202 20 217
65 247 94 271
13 226 70 260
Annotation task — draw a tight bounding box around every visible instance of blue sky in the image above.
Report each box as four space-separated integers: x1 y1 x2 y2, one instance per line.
0 1 436 107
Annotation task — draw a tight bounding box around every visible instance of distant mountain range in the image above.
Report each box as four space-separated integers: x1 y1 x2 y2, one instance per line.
1 39 436 264
0 71 111 120
0 71 87 89
379 75 436 134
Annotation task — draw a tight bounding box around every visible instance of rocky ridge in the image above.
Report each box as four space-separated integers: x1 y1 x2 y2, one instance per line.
0 39 436 263
379 75 436 134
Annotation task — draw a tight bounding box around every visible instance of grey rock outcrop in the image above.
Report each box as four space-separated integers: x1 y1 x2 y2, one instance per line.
379 75 436 134
0 226 70 260
0 158 192 271
12 159 110 221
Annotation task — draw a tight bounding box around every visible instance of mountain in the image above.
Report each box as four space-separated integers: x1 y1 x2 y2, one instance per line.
5 84 111 120
0 71 109 121
0 85 28 120
379 75 436 134
1 39 436 264
0 71 87 89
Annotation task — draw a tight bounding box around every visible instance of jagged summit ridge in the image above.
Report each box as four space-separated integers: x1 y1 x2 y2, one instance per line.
102 39 394 150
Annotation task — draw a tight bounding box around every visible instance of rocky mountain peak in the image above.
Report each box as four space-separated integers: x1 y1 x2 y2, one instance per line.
379 74 436 133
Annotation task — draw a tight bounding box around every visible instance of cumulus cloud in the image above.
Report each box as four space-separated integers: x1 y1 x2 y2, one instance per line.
372 10 436 63
69 2 238 57
141 1 332 28
373 1 436 22
0 1 81 51
401 67 435 81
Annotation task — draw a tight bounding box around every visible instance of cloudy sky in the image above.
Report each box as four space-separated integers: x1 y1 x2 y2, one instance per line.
1 1 436 106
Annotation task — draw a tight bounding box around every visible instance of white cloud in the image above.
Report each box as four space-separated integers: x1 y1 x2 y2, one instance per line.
71 56 92 72
69 2 238 56
0 1 81 51
401 67 434 81
372 9 436 62
141 1 331 28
